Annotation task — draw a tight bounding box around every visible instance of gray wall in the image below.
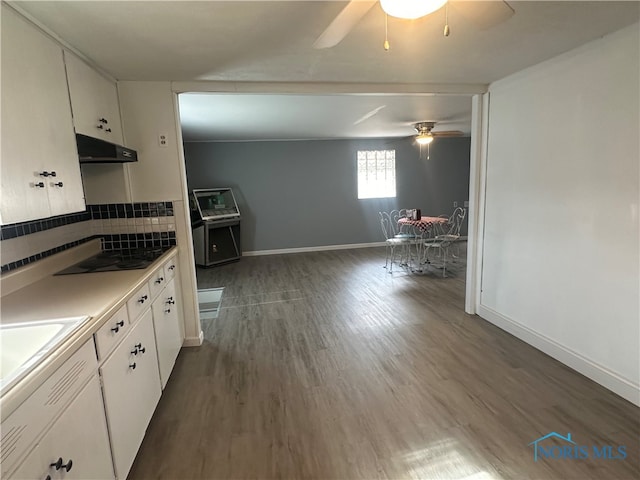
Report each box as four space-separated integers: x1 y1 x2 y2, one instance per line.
184 137 470 252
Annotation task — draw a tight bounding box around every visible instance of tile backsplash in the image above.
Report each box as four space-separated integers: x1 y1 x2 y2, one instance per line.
87 202 176 250
1 202 178 273
87 202 174 219
0 211 91 240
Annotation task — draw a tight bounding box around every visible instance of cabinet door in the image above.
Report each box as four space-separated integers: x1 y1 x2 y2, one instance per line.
0 6 83 224
100 309 161 480
151 279 182 389
64 52 124 145
8 375 114 480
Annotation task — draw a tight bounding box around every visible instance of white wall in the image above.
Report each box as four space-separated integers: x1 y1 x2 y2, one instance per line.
479 24 639 405
118 81 202 346
119 82 184 203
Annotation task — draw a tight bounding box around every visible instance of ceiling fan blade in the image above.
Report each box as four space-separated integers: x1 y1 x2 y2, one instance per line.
451 0 515 30
353 105 386 125
313 1 377 49
432 130 465 137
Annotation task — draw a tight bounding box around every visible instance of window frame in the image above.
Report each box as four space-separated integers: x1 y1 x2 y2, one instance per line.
356 149 397 200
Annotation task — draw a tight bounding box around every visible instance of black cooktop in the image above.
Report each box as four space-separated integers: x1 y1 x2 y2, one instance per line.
55 247 171 275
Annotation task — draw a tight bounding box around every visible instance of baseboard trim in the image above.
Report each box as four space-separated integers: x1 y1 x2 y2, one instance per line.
243 242 385 256
478 305 640 406
182 330 204 347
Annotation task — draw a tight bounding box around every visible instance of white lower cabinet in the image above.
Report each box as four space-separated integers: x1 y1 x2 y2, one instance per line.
5 254 183 480
151 278 182 389
9 375 114 480
99 309 161 480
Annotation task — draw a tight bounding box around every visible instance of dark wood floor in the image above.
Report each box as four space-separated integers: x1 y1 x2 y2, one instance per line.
129 246 639 479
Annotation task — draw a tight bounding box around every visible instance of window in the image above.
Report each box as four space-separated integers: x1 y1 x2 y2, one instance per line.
357 149 396 199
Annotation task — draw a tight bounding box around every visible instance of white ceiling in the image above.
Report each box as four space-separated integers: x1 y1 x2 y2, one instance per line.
179 93 472 141
12 1 640 141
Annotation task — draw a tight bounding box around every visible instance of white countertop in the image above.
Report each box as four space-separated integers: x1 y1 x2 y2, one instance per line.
0 242 178 420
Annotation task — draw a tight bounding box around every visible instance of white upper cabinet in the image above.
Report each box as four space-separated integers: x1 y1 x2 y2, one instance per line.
64 52 124 145
0 6 85 225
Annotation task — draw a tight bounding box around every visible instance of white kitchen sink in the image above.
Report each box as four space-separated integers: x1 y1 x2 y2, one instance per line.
0 316 90 395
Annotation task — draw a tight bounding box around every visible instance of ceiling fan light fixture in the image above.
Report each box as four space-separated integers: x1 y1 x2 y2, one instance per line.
380 0 448 20
415 133 434 145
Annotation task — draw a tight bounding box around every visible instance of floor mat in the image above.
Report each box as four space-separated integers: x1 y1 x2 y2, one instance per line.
198 287 224 320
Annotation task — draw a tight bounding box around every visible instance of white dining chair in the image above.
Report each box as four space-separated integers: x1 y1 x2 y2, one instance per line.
422 207 466 276
379 211 424 273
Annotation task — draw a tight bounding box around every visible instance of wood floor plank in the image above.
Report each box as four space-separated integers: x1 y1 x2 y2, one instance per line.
128 246 639 479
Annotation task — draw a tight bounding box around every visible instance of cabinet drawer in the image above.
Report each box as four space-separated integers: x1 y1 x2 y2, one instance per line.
163 256 178 281
100 310 161 480
0 340 97 474
94 305 129 361
126 283 151 324
148 266 167 300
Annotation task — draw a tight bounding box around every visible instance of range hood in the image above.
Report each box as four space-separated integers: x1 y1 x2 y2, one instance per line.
76 134 138 163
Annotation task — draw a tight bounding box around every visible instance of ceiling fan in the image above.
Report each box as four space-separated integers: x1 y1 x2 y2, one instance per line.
389 121 464 160
413 121 463 145
313 0 515 49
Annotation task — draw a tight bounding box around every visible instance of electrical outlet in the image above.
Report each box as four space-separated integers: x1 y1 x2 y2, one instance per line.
158 134 168 148
453 201 458 207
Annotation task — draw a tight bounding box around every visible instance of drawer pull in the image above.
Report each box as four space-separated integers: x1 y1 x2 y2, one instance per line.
129 362 137 370
138 295 148 304
168 265 176 270
166 297 175 305
165 308 171 314
34 182 45 188
51 457 73 472
111 320 125 333
39 171 56 177
155 276 164 284
132 345 146 355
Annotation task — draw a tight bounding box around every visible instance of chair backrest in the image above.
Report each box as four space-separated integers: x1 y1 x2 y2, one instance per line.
450 207 466 236
379 211 393 240
389 210 402 235
445 207 467 238
438 207 466 239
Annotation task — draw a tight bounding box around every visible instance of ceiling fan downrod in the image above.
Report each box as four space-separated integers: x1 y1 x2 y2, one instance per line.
444 2 450 36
